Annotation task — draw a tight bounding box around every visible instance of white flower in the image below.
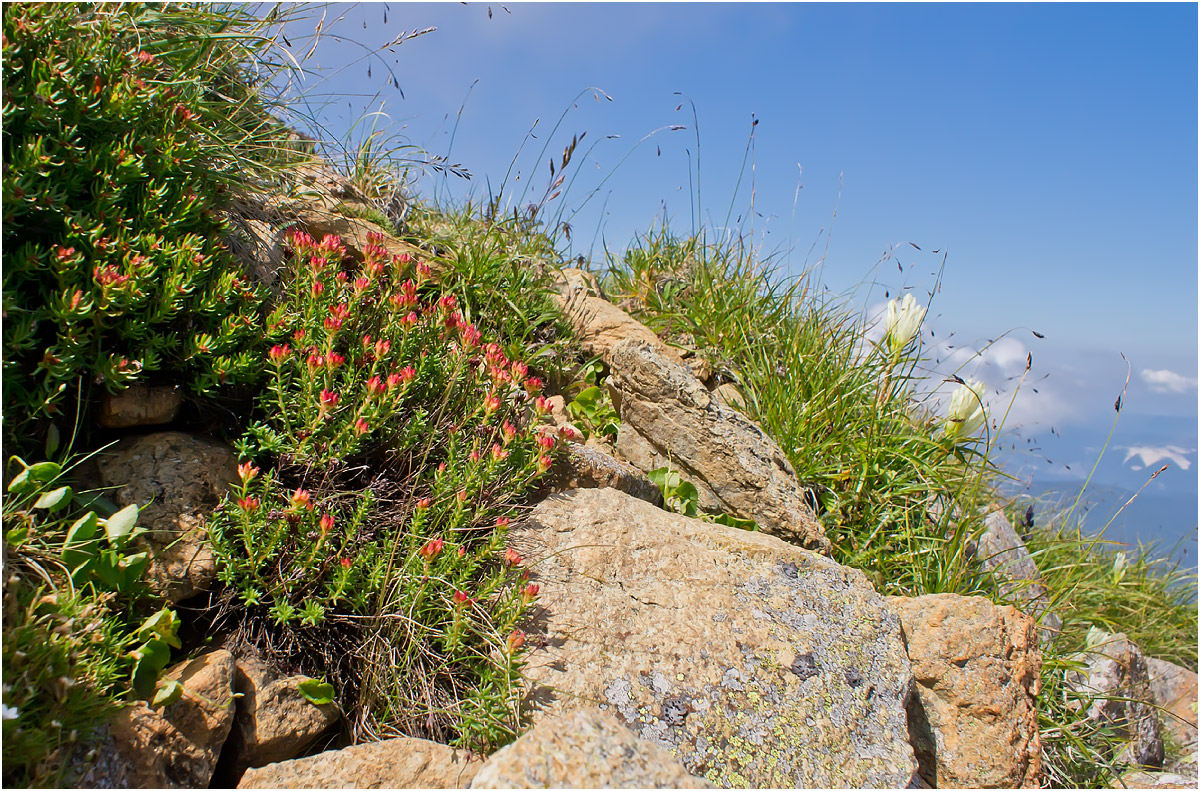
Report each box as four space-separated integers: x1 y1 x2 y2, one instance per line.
2 703 17 721
883 293 925 359
1112 551 1129 583
943 379 986 441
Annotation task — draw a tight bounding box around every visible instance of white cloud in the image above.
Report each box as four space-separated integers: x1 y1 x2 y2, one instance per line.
1122 445 1194 471
1141 368 1197 394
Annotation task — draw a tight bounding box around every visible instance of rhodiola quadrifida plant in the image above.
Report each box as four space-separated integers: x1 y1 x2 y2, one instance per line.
208 229 558 748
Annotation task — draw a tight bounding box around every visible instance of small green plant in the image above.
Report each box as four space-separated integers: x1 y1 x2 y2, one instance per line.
647 466 758 530
209 228 557 748
3 455 177 786
566 384 620 442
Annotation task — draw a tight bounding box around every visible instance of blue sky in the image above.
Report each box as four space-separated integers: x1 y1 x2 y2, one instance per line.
272 2 1197 552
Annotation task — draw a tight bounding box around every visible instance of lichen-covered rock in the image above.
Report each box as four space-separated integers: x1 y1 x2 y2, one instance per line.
236 737 483 789
81 650 236 788
470 709 713 788
711 382 747 413
229 655 341 772
545 443 663 507
98 384 183 428
607 340 828 553
1067 631 1164 769
99 432 238 603
552 272 689 368
976 507 1062 643
887 594 1042 788
511 488 916 788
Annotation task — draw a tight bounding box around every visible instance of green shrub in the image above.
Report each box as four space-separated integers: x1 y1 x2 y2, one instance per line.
209 229 556 748
2 455 177 787
1 3 304 451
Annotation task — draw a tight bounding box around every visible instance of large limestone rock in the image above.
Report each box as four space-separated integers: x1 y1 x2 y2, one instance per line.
229 655 341 772
1111 770 1198 789
607 339 829 553
511 488 917 788
976 507 1062 642
99 432 238 603
888 594 1042 788
1067 631 1164 769
98 384 183 428
553 270 690 369
470 709 713 788
237 737 483 789
81 650 236 788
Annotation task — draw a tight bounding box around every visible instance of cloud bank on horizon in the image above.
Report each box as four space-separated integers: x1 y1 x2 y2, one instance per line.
1141 368 1198 395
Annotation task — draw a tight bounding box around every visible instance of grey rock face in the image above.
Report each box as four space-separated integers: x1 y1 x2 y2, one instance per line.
470 709 713 788
511 488 916 788
976 507 1063 643
608 339 829 553
1067 631 1165 770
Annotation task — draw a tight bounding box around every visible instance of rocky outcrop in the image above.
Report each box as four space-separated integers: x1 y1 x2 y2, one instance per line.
552 270 690 369
98 384 183 428
237 737 483 789
99 432 238 603
888 594 1042 788
81 650 236 788
470 710 712 789
976 507 1062 643
607 339 828 553
1067 631 1164 769
1110 770 1198 789
545 443 663 507
228 655 341 772
510 488 916 788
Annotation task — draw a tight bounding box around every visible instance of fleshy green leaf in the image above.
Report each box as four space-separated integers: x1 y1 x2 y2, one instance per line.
152 679 184 708
33 485 72 511
296 678 335 706
104 503 139 542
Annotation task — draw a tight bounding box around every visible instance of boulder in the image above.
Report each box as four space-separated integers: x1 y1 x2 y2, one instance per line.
80 650 236 788
976 508 1062 643
545 443 663 507
511 488 917 788
99 432 239 603
470 709 713 788
229 655 341 772
237 737 483 789
1066 631 1164 769
552 271 689 369
887 594 1042 788
97 384 183 428
608 340 828 553
1145 656 1198 751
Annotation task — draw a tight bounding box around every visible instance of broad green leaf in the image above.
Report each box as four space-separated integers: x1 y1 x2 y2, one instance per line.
131 639 173 699
296 678 335 705
104 503 140 542
138 609 182 649
152 679 184 708
8 461 61 494
33 485 72 511
63 512 100 551
44 424 60 459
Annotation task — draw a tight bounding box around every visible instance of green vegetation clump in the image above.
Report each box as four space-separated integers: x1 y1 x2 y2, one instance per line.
2 456 179 787
210 227 557 747
1 2 305 451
